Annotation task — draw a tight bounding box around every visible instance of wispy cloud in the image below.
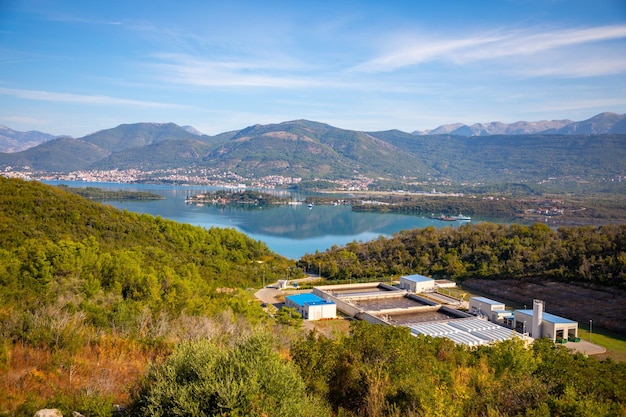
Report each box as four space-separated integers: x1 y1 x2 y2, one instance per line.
149 53 322 89
352 24 626 76
0 87 178 108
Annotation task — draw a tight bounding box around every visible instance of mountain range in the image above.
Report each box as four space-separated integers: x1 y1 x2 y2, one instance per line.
0 124 61 153
413 112 626 136
0 112 625 185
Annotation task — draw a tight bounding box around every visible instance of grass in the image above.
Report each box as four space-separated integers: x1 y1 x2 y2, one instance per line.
576 326 626 362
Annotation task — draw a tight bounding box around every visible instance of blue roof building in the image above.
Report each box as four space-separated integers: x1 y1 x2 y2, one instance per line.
513 305 578 342
285 293 336 321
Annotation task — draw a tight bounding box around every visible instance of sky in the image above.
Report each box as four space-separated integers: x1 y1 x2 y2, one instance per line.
1 0 626 137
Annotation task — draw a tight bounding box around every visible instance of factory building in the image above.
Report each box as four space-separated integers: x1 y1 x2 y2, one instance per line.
284 293 336 321
513 299 578 342
399 274 435 293
469 296 514 324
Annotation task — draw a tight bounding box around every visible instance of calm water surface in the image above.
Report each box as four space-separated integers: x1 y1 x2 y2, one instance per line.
47 181 496 259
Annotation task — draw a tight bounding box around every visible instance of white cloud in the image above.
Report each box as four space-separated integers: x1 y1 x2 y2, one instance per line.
149 53 327 89
0 87 178 108
352 24 626 76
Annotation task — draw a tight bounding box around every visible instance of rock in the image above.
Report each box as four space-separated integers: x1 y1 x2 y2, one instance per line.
72 412 85 417
34 410 63 417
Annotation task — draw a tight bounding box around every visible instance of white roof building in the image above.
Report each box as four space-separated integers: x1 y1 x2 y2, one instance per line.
399 274 435 293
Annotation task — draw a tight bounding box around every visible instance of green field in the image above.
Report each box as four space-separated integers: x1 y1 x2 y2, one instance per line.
577 327 626 362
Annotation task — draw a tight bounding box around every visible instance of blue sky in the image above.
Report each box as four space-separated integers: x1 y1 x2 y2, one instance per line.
1 0 625 137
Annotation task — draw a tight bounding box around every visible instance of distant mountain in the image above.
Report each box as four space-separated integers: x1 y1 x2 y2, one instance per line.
182 125 204 135
1 116 625 185
91 138 215 170
543 112 626 135
414 112 626 136
0 137 109 171
0 125 61 153
81 122 202 153
199 120 427 179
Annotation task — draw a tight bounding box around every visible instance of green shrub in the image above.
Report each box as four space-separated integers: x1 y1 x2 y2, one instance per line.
127 331 330 417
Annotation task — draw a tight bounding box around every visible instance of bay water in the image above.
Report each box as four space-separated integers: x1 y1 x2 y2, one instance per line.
46 181 488 259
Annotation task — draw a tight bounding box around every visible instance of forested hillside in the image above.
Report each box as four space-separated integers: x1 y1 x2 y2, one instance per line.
299 222 626 287
0 178 294 415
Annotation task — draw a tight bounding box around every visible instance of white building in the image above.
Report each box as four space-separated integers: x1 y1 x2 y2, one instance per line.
513 299 578 342
399 274 435 293
284 293 336 321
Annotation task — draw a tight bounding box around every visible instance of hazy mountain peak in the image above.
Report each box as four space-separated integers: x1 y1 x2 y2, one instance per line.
0 125 59 153
182 125 204 136
413 113 624 136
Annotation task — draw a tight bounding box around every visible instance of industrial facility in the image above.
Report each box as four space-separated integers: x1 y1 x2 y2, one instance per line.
468 296 579 343
312 282 521 347
278 273 579 348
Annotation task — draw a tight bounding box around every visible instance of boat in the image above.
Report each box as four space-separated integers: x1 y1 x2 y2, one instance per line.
308 203 313 209
430 214 456 221
429 213 471 222
455 214 472 221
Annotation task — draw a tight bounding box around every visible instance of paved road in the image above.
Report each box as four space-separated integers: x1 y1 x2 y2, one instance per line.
254 286 284 308
564 339 606 356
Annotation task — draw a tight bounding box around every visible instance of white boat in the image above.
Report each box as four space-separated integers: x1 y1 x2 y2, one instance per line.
455 214 471 221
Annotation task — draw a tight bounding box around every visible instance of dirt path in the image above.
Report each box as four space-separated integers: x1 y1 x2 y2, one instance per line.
462 278 626 335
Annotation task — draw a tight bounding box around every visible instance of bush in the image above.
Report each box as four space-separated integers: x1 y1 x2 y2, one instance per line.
127 331 330 417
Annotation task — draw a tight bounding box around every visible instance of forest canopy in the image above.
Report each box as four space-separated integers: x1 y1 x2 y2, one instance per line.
298 222 626 288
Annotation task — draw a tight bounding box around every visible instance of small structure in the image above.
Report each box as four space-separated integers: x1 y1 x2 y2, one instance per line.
513 299 578 342
277 280 289 289
399 274 435 293
435 279 457 288
284 293 336 321
469 296 516 325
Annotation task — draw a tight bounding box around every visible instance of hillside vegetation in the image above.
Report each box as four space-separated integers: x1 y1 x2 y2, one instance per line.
2 178 626 416
0 177 294 414
299 222 626 287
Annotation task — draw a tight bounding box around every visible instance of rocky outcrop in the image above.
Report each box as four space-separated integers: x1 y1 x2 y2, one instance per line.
34 410 63 417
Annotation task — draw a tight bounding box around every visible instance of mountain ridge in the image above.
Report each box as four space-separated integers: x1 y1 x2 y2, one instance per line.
0 124 63 153
413 112 625 136
1 114 625 186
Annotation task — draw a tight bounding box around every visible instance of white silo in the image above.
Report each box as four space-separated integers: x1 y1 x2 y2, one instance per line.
532 299 544 338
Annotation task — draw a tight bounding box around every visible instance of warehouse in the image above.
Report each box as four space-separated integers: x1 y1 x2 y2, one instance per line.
399 274 435 293
513 299 578 342
468 296 514 324
284 293 336 321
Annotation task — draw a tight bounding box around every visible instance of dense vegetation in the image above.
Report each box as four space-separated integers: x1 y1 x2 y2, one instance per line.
186 189 288 206
298 222 626 287
0 177 293 415
125 321 626 417
291 321 626 417
57 185 164 200
2 177 626 416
